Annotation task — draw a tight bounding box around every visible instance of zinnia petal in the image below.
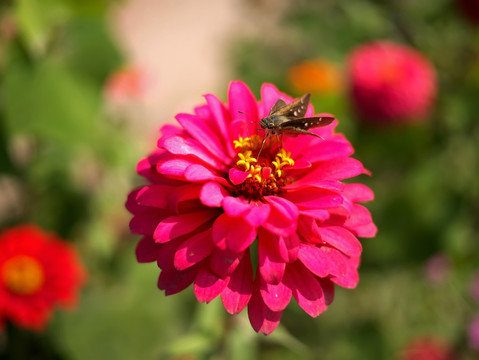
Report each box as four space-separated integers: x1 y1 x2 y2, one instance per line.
243 201 271 227
163 135 227 170
330 258 360 289
222 196 251 217
259 278 292 312
154 210 218 243
204 94 235 158
184 164 229 186
297 244 352 280
311 157 368 180
263 196 298 236
344 183 375 202
284 262 326 317
316 226 362 257
302 135 354 163
200 181 229 207
221 250 253 314
176 113 228 162
173 230 214 270
343 204 377 238
284 188 344 209
158 266 197 296
136 236 160 263
194 269 229 303
258 229 286 284
210 247 243 277
248 279 282 335
228 81 258 134
228 168 250 185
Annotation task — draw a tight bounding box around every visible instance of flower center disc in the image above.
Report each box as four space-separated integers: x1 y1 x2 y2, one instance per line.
2 255 45 295
232 135 294 201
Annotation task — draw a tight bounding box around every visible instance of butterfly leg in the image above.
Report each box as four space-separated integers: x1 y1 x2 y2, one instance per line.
275 134 281 148
257 135 268 159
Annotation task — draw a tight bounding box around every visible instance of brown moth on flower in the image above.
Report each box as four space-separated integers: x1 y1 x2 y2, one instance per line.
257 93 335 157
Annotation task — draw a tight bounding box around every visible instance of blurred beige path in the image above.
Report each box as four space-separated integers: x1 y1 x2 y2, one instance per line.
111 0 287 137
111 0 242 132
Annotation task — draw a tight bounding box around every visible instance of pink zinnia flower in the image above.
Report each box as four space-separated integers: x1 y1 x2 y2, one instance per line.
469 271 479 303
126 81 376 334
348 41 437 125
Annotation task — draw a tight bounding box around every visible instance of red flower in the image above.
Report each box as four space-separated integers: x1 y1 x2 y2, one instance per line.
0 225 86 331
348 41 437 125
126 81 376 334
400 337 456 360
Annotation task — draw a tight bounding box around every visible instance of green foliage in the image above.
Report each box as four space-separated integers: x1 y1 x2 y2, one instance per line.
1 0 479 359
0 1 138 356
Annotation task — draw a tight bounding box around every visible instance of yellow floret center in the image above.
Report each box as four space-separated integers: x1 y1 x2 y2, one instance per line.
233 135 294 200
2 255 45 295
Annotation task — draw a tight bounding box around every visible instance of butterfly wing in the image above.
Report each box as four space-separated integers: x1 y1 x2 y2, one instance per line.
270 94 311 119
279 116 335 131
269 99 287 115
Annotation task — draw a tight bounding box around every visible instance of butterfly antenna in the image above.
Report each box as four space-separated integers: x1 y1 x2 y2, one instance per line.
238 111 256 133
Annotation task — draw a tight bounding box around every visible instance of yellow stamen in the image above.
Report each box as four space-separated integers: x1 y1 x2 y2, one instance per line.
233 137 251 150
2 255 44 295
236 151 257 172
233 135 295 200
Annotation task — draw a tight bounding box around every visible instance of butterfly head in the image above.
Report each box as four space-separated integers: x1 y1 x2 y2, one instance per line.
259 115 279 130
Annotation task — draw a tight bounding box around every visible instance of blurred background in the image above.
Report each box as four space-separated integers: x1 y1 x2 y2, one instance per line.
1 0 479 359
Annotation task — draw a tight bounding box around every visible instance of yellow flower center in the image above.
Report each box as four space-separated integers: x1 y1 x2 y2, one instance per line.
232 135 294 201
2 255 45 295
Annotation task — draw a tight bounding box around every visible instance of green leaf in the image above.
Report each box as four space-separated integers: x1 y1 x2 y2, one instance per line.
165 333 214 358
14 0 70 56
3 59 102 149
61 17 123 83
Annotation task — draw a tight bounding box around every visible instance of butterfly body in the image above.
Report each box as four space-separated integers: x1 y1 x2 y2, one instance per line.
256 94 335 156
259 115 292 135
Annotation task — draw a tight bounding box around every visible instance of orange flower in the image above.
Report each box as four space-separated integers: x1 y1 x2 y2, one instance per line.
288 59 342 95
0 225 86 331
104 65 148 104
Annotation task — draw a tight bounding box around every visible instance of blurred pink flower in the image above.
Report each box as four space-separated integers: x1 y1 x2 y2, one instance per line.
400 337 456 360
468 314 479 350
126 81 376 334
424 254 451 285
104 65 149 104
469 272 479 303
348 41 437 125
